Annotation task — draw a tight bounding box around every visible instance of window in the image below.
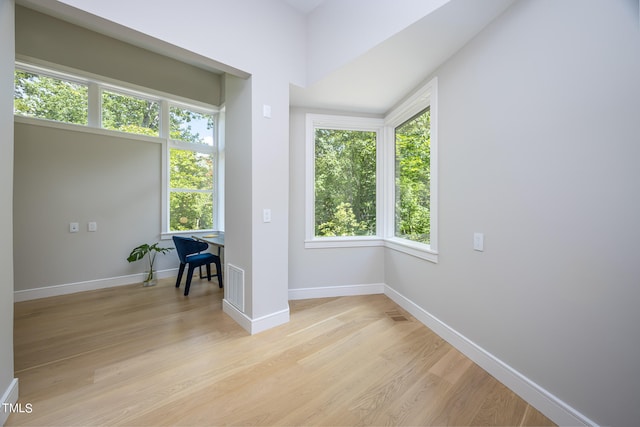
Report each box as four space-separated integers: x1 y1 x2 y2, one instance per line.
305 115 384 246
14 62 222 237
305 78 437 261
394 107 431 244
315 128 377 237
168 106 216 232
170 106 214 145
14 69 88 125
385 77 438 261
102 89 159 136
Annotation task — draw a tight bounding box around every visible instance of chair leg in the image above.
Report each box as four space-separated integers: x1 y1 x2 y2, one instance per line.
184 265 195 296
175 263 186 288
215 258 223 288
206 263 212 281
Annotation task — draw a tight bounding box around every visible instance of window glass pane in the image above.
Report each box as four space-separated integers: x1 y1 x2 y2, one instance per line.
102 90 159 136
314 129 376 237
14 70 88 125
170 106 214 145
169 148 214 231
170 149 213 191
395 108 431 244
169 192 213 231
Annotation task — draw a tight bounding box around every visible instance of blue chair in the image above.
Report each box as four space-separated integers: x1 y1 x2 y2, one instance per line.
172 236 223 296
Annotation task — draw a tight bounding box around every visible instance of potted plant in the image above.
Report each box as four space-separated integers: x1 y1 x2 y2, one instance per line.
127 242 173 286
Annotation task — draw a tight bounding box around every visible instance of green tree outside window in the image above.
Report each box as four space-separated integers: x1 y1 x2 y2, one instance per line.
169 106 215 231
102 90 159 136
395 108 431 244
14 71 88 125
314 129 377 237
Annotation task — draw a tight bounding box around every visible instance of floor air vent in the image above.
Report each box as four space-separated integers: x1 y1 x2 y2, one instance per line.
226 264 245 312
386 310 409 322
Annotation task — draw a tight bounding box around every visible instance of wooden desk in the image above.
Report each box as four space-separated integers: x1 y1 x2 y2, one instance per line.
192 232 225 280
192 232 224 258
193 232 224 251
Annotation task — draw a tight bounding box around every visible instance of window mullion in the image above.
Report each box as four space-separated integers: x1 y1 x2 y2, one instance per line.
161 100 170 234
88 82 100 128
170 140 214 153
160 100 169 139
381 126 395 239
170 188 213 194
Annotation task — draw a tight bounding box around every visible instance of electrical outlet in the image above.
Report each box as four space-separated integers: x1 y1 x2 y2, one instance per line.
69 222 79 233
88 221 97 232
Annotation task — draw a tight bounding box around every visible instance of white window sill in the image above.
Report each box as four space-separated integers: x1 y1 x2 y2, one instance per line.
383 238 438 263
304 236 438 263
161 230 218 241
304 237 384 249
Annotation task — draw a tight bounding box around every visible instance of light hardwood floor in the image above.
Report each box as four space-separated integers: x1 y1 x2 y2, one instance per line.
9 277 555 426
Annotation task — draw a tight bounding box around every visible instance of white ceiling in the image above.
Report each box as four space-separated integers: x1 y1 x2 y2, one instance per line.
19 0 515 115
290 0 516 114
284 0 326 15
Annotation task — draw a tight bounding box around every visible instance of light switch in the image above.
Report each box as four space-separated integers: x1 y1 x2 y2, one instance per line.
263 104 272 119
473 233 484 251
69 222 79 233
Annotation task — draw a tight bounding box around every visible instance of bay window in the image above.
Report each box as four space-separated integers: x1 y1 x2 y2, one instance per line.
306 77 438 261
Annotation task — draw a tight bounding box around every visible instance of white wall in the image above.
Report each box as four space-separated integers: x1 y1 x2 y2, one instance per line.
224 75 254 315
57 0 306 86
15 6 221 106
249 73 291 320
306 0 451 84
0 0 16 423
223 72 292 327
383 0 640 426
13 123 174 292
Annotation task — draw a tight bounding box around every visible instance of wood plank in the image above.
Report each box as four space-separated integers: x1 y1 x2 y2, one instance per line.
8 278 555 426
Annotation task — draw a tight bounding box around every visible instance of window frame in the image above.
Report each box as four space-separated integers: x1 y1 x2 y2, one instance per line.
304 78 438 262
162 102 220 236
13 64 90 126
305 114 385 248
384 77 438 262
99 86 161 137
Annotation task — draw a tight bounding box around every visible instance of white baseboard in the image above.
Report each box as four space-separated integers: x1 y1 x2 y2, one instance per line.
222 299 290 335
0 378 19 426
222 299 252 332
13 269 178 302
288 283 385 300
383 285 598 427
250 307 290 335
